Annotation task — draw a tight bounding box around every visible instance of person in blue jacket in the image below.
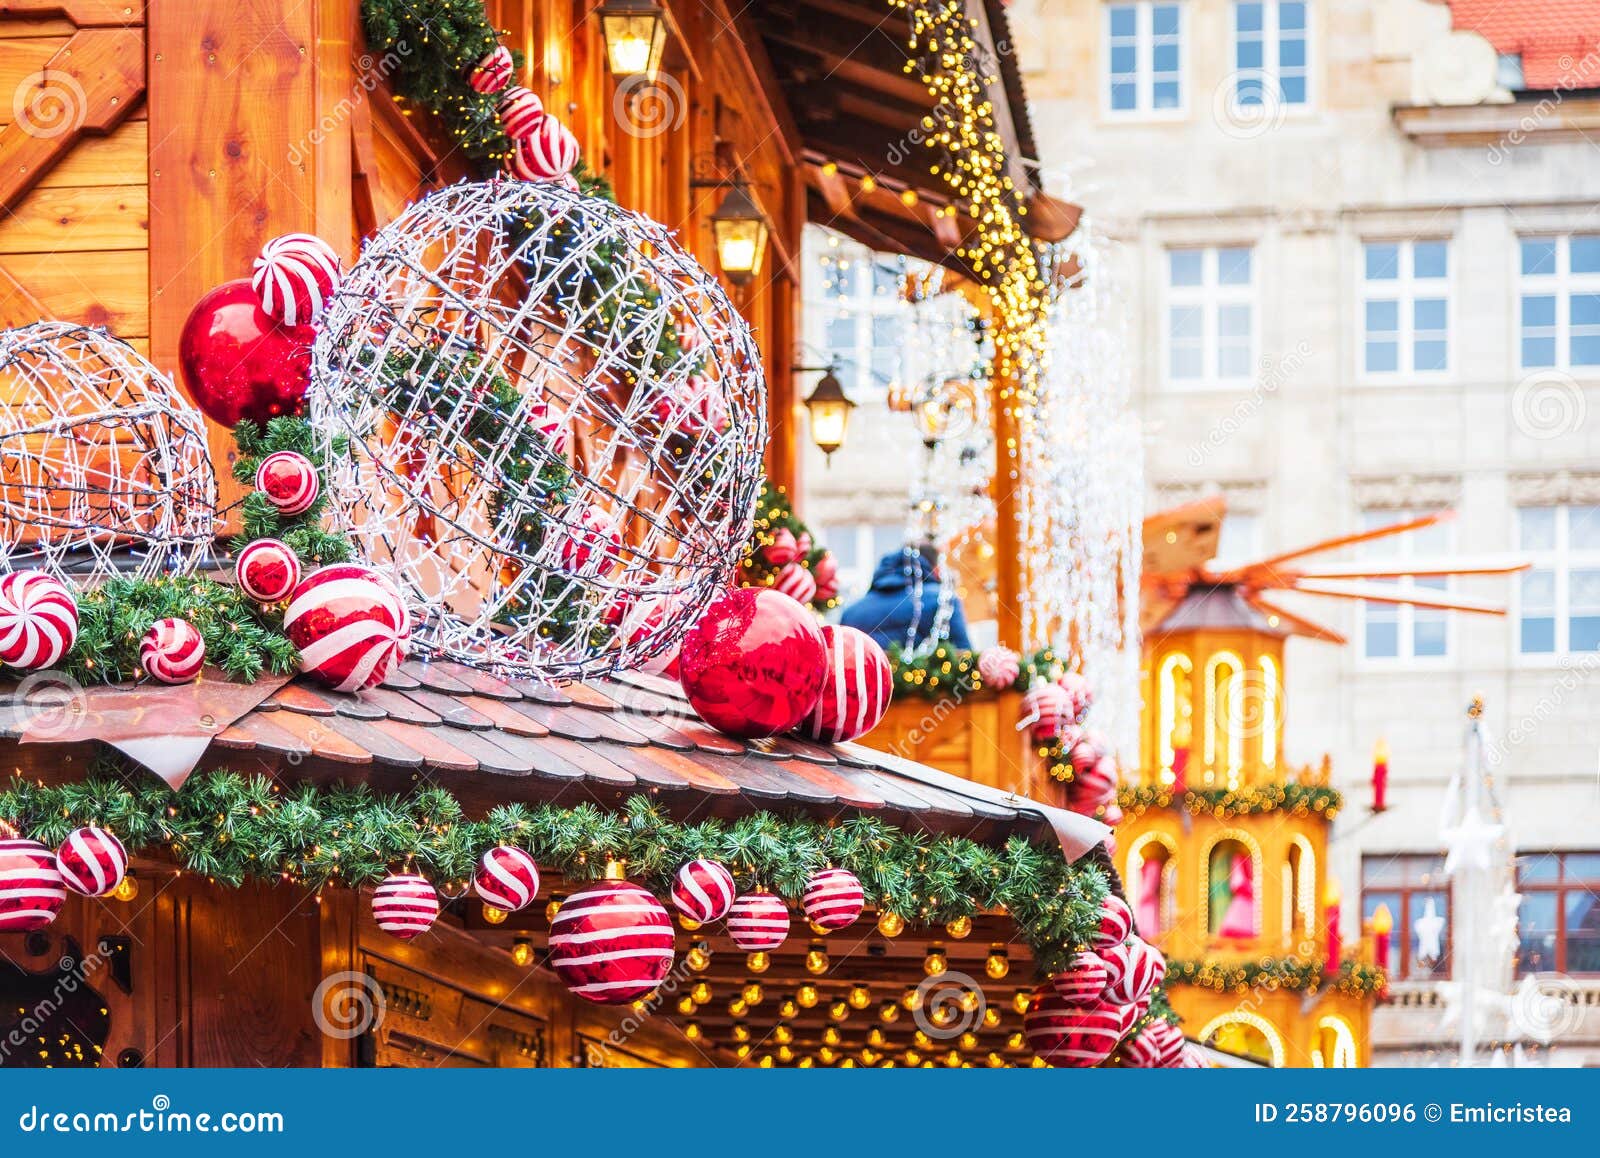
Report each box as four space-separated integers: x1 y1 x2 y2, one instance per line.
840 543 972 652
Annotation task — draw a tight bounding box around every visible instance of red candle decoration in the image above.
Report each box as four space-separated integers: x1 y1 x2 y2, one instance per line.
1372 737 1389 812
1371 902 1393 973
1323 877 1342 974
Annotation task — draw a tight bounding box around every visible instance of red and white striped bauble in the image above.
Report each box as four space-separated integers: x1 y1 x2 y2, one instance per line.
670 858 736 924
1104 937 1165 1006
372 872 439 941
1022 682 1071 739
0 838 66 932
284 564 408 692
802 867 864 932
1095 941 1132 993
1051 951 1112 1006
1177 1042 1208 1068
558 506 622 574
1092 893 1134 949
497 85 544 139
1069 735 1103 777
140 620 206 684
547 880 675 1004
799 624 892 744
473 846 540 913
139 617 206 684
1068 752 1118 812
54 826 127 898
1024 986 1135 1068
235 538 301 604
250 233 340 327
726 891 790 951
512 114 579 180
772 561 816 605
468 44 514 94
255 450 320 516
0 570 78 670
1120 1018 1184 1068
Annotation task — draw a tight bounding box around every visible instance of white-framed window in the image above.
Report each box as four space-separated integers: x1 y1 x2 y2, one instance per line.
1519 235 1600 371
1361 239 1450 378
1165 245 1255 386
1359 509 1451 663
1231 1 1311 109
1105 2 1186 116
1516 505 1600 656
815 522 907 607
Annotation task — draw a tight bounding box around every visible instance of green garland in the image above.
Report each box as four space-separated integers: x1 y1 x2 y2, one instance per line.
740 482 838 613
0 771 1110 975
1163 957 1386 998
360 0 514 167
1118 782 1344 821
231 416 353 568
888 643 1066 701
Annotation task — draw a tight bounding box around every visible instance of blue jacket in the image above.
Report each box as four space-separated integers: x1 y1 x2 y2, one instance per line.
839 551 972 653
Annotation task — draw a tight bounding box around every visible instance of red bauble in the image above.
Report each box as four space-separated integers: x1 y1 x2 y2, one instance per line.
55 826 128 898
670 858 736 924
1092 893 1134 949
0 838 66 933
677 587 827 738
1024 985 1135 1068
726 891 790 951
547 880 675 1004
1051 951 1112 1006
178 279 315 427
284 564 407 692
1104 937 1165 1005
372 872 439 941
802 867 864 931
1121 1018 1185 1068
473 846 541 913
799 625 892 744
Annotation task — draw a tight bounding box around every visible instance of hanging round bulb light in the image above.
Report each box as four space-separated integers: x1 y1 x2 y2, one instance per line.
822 1025 841 1046
728 997 747 1017
828 999 850 1023
1007 1031 1025 1050
482 903 508 926
904 1049 923 1066
676 995 696 1016
509 938 534 967
773 1023 793 1045
746 950 770 974
732 1023 751 1043
818 1046 837 1065
1012 989 1030 1015
879 1001 901 1023
847 984 871 1010
777 1044 795 1063
876 910 905 938
945 915 972 940
797 983 820 1009
113 874 139 903
735 1042 752 1059
779 998 799 1019
959 1031 978 1050
686 940 711 971
742 981 764 1006
544 896 563 922
958 988 980 1013
923 945 948 976
982 1006 1001 1028
684 1021 702 1041
867 1027 886 1048
901 985 923 1012
804 942 829 975
690 980 712 1005
985 945 1009 979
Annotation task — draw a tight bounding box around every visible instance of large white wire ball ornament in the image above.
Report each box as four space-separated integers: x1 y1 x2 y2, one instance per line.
310 179 767 679
0 322 216 583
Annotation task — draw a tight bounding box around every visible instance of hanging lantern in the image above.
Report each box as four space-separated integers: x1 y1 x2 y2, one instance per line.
802 369 856 461
599 0 669 81
710 184 770 286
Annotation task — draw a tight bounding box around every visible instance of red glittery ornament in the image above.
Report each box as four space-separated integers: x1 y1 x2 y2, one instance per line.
178 279 314 427
677 587 826 738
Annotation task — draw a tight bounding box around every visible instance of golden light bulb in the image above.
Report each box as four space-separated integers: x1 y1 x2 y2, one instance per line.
684 1021 701 1041
839 1058 856 1069
797 983 819 1009
876 911 905 938
758 1054 774 1069
676 995 696 1016
901 985 923 1012
728 998 747 1017
987 1052 1005 1068
914 1030 932 1048
982 1006 1001 1028
779 998 799 1019
822 1025 841 1046
746 951 770 974
804 943 829 975
923 947 948 976
544 897 562 922
732 1023 751 1043
112 875 138 903
1007 1031 1025 1050
819 1046 837 1064
686 941 711 971
1031 1055 1048 1068
774 1023 793 1045
509 938 533 967
777 1045 795 1063
959 1032 978 1050
679 914 701 932
958 988 980 1013
828 1000 850 1022
904 1049 923 1066
847 984 871 1010
742 981 764 1006
985 946 1010 979
879 1001 900 1023
481 904 508 925
797 1056 815 1069
945 915 972 940
691 981 711 1004
1012 990 1030 1015
867 1027 886 1047
735 1043 751 1058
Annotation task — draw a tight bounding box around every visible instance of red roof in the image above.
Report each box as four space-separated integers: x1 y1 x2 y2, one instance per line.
1446 0 1600 90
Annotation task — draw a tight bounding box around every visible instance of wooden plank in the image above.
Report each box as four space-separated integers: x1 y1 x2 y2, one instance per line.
36 116 144 186
0 257 45 325
0 182 146 251
0 38 68 115
0 27 145 205
0 248 147 333
0 18 78 37
0 2 146 26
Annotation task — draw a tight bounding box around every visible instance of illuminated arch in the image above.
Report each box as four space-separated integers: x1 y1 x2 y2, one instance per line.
1259 654 1280 769
1311 1016 1358 1068
1126 831 1179 937
1203 649 1246 786
1156 651 1193 773
1198 1011 1286 1068
1287 834 1317 941
1200 828 1263 937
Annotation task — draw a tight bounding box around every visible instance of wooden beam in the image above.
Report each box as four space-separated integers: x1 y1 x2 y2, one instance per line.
0 26 144 210
0 1 144 25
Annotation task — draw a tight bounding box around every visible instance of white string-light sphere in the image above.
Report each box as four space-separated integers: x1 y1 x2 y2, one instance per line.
311 180 767 678
0 322 216 583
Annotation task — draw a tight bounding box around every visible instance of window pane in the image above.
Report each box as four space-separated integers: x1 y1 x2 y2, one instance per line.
1110 44 1138 75
1169 310 1204 379
1280 39 1307 70
826 315 856 350
1110 81 1138 110
1152 80 1181 108
1520 852 1563 883
1365 243 1400 280
1412 889 1451 978
1235 2 1264 33
1565 853 1600 881
1236 41 1265 72
1519 507 1558 551
1571 293 1600 365
1516 892 1560 974
1414 340 1447 372
1366 299 1399 332
1279 75 1307 105
1152 42 1180 73
1414 241 1449 278
1522 294 1558 366
1169 250 1204 287
1217 304 1253 377
1279 1 1307 30
820 526 858 571
1573 507 1600 549
1218 246 1253 285
1365 617 1399 658
1366 340 1399 374
1414 298 1447 332
1152 4 1181 36
1521 238 1558 276
1572 235 1600 274
1414 613 1448 657
1521 617 1556 654
871 524 904 561
1565 892 1600 973
1109 4 1137 37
